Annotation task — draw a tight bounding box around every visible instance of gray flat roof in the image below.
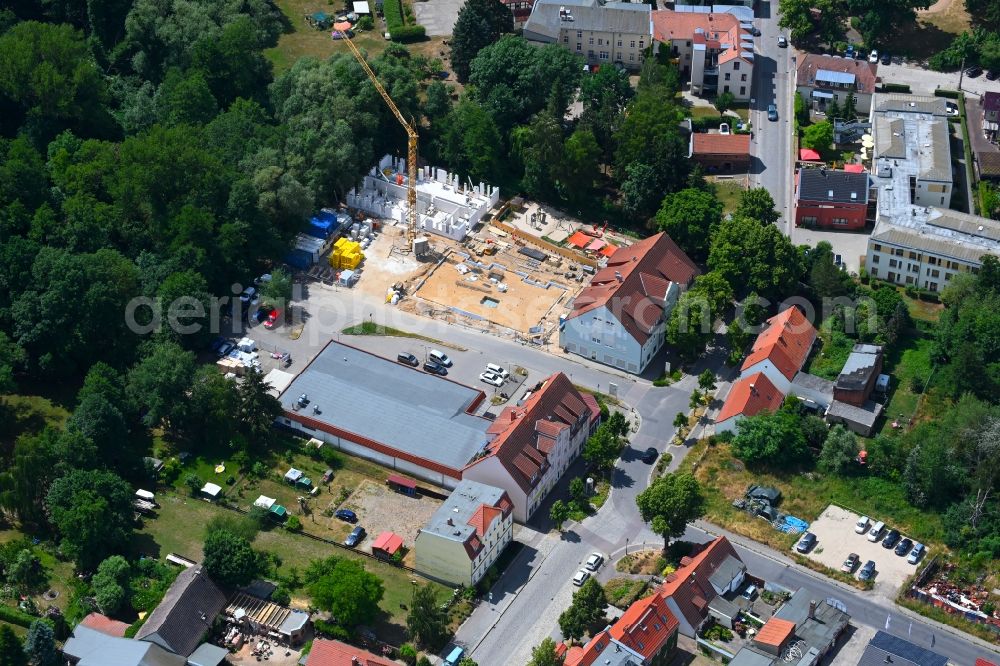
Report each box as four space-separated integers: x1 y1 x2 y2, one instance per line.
279 341 491 470
827 399 883 427
791 371 835 395
837 346 881 391
730 648 776 666
870 207 1000 264
424 480 507 543
858 631 948 666
525 0 651 41
63 626 184 666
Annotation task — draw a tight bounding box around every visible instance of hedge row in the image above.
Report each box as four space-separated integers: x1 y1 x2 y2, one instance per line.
391 24 425 42
690 115 726 131
0 604 46 629
881 83 911 93
934 88 962 99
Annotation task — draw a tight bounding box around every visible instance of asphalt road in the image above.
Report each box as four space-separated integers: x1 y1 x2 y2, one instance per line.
750 5 795 234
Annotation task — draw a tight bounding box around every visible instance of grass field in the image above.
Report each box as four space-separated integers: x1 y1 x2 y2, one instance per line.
266 0 449 73
711 178 747 215
885 0 971 61
679 439 948 551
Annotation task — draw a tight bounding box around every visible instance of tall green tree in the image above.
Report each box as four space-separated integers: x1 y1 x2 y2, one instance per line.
23 619 58 666
528 638 564 666
579 66 633 159
92 555 131 615
549 500 570 529
407 585 450 649
801 121 833 151
236 368 283 449
559 127 601 207
450 0 513 83
0 625 26 666
45 469 134 570
818 425 859 474
778 0 848 45
635 472 705 549
126 341 196 430
653 187 723 261
438 99 503 183
731 409 808 466
735 188 780 226
848 0 929 48
513 113 564 199
558 578 606 640
306 557 384 628
203 529 263 588
708 215 805 300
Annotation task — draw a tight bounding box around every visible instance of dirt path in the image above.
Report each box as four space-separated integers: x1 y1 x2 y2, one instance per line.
918 0 957 14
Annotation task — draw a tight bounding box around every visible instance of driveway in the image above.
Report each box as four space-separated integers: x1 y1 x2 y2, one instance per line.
413 0 463 36
877 59 1000 98
967 96 998 155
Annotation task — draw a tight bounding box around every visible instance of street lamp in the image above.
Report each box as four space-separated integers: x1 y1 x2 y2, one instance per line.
625 537 629 556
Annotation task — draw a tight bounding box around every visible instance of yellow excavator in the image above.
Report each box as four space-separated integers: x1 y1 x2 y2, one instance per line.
341 35 418 248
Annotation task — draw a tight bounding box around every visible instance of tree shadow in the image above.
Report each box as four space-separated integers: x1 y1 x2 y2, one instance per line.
560 530 582 543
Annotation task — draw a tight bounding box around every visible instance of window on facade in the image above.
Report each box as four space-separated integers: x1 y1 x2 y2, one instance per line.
639 39 644 48
741 73 747 81
873 243 882 251
577 30 582 37
740 86 746 95
908 252 918 259
589 37 594 45
802 216 817 225
577 43 582 51
597 38 602 45
906 276 914 284
563 35 568 43
618 39 622 47
632 40 637 48
724 85 730 92
871 255 879 264
724 73 731 81
600 51 609 60
588 50 594 58
894 248 903 256
733 62 740 70
871 268 878 276
889 259 897 268
832 218 848 225
929 282 938 291
930 269 940 277
629 53 635 61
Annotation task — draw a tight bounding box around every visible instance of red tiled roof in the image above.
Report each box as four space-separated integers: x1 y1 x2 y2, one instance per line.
386 474 416 489
660 537 742 631
843 164 865 173
568 231 592 248
580 394 601 424
797 53 878 93
467 504 502 537
975 659 999 666
566 232 699 345
371 531 403 555
599 244 618 257
467 373 599 494
741 306 817 381
716 372 784 424
609 590 679 660
80 613 130 637
756 617 796 648
306 638 396 666
692 133 751 156
564 629 612 666
652 10 750 67
799 148 821 161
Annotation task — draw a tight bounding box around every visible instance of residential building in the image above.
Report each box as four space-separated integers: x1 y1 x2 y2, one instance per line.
739 306 817 394
523 0 652 71
865 207 1000 292
714 372 783 434
659 536 746 637
562 588 680 666
415 480 514 586
304 638 397 666
978 150 1000 181
135 566 228 657
857 630 948 666
870 94 953 211
689 132 751 173
983 91 1000 142
560 232 700 373
501 0 535 27
795 54 878 114
729 589 850 665
833 344 883 406
79 612 130 637
464 373 601 521
794 168 873 230
64 625 188 666
652 10 755 100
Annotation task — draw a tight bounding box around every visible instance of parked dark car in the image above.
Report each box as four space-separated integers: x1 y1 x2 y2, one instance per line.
882 529 901 549
767 104 779 121
858 560 877 581
641 447 658 464
397 352 419 367
965 65 983 78
988 70 999 81
795 532 817 553
423 360 447 375
334 509 357 523
881 52 892 65
894 537 914 556
842 553 860 572
345 525 366 547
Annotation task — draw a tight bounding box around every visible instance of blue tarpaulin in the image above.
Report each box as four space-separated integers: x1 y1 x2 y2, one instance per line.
306 209 341 239
776 515 809 534
284 248 314 269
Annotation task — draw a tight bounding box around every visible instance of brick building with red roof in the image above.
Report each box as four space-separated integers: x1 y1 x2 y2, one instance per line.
464 373 601 521
560 232 699 374
689 132 752 174
659 536 746 637
304 638 396 666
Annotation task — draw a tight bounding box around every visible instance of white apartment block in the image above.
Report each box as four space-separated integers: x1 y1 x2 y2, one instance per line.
523 0 652 71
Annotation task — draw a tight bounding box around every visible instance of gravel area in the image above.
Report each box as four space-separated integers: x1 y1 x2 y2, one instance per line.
799 505 920 599
342 479 443 554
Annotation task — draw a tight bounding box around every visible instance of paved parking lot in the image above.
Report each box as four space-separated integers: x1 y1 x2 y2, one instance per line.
790 225 871 275
799 506 921 598
877 59 1000 98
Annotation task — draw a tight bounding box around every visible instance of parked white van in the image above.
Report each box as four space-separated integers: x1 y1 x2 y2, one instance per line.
867 520 886 542
428 349 452 366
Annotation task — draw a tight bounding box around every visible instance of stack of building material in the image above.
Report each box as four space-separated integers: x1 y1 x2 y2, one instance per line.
329 237 364 269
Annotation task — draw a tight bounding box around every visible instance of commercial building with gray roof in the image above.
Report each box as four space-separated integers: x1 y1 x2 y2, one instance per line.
524 0 652 71
64 625 187 666
278 340 491 488
866 93 1000 292
857 631 948 666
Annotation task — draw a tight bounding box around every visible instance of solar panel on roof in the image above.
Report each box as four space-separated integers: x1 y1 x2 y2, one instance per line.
816 69 856 85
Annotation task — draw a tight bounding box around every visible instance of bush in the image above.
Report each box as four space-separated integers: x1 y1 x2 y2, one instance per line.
881 83 911 93
314 618 352 641
399 644 418 664
933 88 962 99
357 15 374 31
384 0 404 30
285 515 302 532
391 24 426 42
690 115 726 132
272 586 291 606
0 604 43 628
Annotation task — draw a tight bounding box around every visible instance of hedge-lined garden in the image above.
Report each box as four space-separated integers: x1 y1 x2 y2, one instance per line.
383 0 425 42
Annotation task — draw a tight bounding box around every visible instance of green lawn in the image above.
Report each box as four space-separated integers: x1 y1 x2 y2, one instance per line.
711 178 747 215
802 322 854 380
0 394 71 445
679 439 948 553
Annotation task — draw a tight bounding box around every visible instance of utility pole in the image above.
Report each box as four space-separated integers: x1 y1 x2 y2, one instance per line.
958 56 966 91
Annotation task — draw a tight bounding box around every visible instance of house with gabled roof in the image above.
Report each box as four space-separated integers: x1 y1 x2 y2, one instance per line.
714 372 783 434
415 480 514 586
739 306 817 394
560 232 699 374
135 565 228 657
562 587 680 666
464 373 601 521
659 536 746 637
795 53 879 114
303 638 397 666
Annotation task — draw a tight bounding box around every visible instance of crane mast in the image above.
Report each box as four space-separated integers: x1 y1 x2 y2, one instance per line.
342 35 418 246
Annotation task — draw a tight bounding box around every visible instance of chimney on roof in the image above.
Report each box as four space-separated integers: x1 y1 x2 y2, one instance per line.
352 658 361 666
615 271 623 282
808 600 817 619
749 383 756 394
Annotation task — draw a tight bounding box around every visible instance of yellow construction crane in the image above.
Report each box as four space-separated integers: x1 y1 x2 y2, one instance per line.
341 35 418 246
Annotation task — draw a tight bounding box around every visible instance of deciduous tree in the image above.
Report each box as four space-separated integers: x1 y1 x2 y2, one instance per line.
407 584 449 649
527 638 564 666
558 578 605 640
732 409 808 466
450 0 513 82
653 187 723 261
45 469 134 570
306 557 384 628
735 188 780 226
818 425 859 474
801 121 833 151
635 472 705 549
203 530 263 588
